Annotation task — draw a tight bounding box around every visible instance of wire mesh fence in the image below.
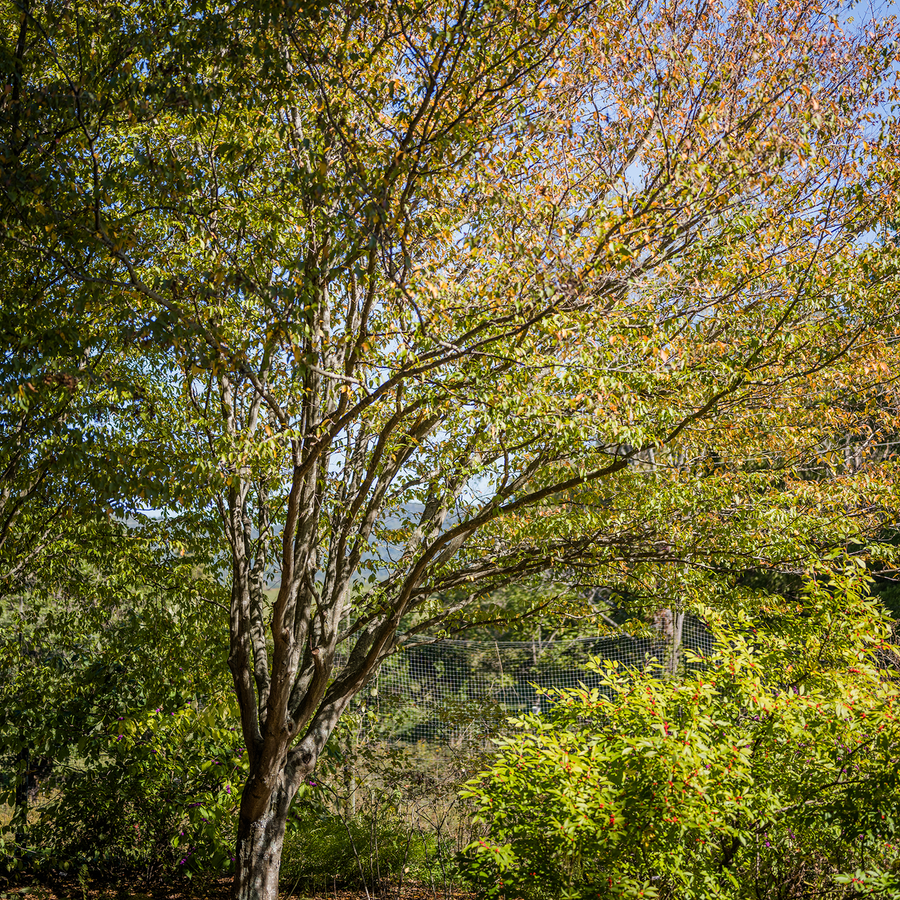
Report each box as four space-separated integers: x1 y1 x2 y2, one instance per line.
340 615 714 746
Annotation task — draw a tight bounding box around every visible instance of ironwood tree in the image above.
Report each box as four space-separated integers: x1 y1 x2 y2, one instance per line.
3 0 900 898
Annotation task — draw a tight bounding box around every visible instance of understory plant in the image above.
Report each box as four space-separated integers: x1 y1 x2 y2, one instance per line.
462 566 900 899
280 709 483 896
0 590 243 884
27 697 247 881
1 690 245 884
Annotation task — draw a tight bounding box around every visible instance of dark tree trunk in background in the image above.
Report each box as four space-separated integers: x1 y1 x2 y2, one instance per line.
13 747 30 847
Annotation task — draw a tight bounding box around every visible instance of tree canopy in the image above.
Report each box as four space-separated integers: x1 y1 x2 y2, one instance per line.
3 0 900 897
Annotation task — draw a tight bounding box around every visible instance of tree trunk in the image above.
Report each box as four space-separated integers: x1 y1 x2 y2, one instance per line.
233 775 295 900
668 609 685 676
13 747 29 846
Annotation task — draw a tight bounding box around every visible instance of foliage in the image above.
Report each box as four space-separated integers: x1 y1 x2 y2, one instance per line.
23 698 245 882
833 870 900 896
5 0 900 894
280 713 485 895
281 801 430 891
0 533 235 884
462 567 900 900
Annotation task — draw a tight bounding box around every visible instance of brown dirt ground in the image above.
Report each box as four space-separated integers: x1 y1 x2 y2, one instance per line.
4 878 471 900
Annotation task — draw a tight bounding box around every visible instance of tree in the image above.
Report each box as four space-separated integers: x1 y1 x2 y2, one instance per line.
4 1 900 898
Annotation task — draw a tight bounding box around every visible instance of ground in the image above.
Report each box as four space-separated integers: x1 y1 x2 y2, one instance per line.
4 878 470 900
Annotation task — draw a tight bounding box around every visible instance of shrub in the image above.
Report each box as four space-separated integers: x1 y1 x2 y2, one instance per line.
1 694 245 884
281 799 433 891
0 578 236 885
41 698 245 880
461 569 900 899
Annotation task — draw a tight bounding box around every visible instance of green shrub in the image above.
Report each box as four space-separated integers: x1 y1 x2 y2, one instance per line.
0 570 236 885
281 800 433 890
14 697 246 883
461 569 900 899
